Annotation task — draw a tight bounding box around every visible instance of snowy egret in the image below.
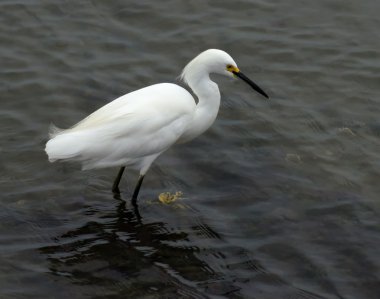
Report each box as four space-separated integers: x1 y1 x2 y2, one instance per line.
45 49 268 203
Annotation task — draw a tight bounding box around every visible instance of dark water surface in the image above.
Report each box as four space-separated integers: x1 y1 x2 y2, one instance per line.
1 1 380 298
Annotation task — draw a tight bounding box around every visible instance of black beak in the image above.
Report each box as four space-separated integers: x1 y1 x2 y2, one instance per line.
233 71 269 99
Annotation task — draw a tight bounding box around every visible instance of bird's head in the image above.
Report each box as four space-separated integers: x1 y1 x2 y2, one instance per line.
181 49 268 99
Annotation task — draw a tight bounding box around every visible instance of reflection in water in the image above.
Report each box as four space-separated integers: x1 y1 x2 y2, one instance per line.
39 193 331 299
40 193 226 298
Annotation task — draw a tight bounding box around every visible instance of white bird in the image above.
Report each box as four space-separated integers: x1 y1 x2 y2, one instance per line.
45 49 268 203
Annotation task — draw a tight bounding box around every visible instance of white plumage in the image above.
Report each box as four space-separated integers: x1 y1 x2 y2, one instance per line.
45 49 268 201
46 83 194 172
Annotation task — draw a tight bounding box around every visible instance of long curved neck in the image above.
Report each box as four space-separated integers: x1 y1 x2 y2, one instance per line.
181 73 221 142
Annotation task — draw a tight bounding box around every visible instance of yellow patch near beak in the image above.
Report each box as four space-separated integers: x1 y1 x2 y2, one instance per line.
227 65 240 73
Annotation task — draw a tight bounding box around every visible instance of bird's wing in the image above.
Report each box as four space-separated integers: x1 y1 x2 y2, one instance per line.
62 83 194 133
46 83 196 167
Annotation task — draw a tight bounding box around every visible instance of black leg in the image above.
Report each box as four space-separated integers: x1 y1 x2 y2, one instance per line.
112 167 126 193
131 175 145 205
113 191 142 222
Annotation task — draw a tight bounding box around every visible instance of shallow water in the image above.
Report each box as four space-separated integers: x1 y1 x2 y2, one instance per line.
1 1 380 298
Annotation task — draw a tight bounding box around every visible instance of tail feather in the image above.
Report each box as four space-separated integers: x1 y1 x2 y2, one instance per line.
45 132 83 162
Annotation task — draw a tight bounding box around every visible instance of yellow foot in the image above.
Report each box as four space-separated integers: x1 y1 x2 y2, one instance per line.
158 191 183 204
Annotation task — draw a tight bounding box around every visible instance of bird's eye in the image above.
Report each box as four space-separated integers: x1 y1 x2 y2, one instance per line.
226 64 233 70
